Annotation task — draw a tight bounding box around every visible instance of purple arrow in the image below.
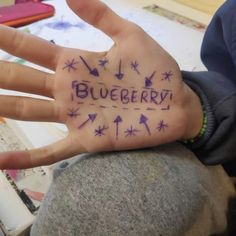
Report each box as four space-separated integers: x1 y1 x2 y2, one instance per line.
115 60 124 80
139 114 151 136
80 56 99 77
113 115 123 140
78 113 97 129
145 71 156 88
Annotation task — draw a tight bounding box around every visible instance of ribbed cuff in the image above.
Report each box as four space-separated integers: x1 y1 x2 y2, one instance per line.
182 79 216 149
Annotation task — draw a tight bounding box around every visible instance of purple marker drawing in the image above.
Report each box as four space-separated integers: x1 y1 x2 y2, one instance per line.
67 108 80 118
157 120 168 132
162 71 173 82
115 60 124 80
139 114 151 136
147 107 156 111
80 56 99 77
130 61 140 75
95 125 108 136
82 80 90 83
100 105 107 109
112 85 121 88
113 115 123 140
161 105 170 111
63 59 78 72
125 126 140 137
145 71 156 88
99 58 109 69
78 113 97 129
72 80 78 89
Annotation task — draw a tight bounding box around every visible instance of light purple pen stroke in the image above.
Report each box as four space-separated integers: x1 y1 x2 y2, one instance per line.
157 120 168 132
162 71 173 81
79 56 99 77
78 113 97 129
125 126 140 137
130 61 140 75
113 115 123 140
95 125 108 136
99 58 109 69
139 114 151 136
115 60 124 80
63 58 78 72
145 71 156 88
67 108 80 118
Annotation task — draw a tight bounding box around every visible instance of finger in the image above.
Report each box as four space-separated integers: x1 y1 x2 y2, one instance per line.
0 136 81 169
0 61 54 98
66 0 134 42
0 25 61 70
0 95 59 122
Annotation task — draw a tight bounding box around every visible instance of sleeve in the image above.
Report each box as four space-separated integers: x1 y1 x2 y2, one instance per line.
182 71 236 166
200 0 236 82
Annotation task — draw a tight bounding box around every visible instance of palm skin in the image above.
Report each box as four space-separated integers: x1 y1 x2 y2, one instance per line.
0 0 202 169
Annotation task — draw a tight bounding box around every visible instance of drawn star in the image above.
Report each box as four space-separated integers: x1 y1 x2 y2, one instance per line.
130 61 140 74
99 58 109 69
67 108 80 118
162 71 173 82
124 126 140 137
156 120 168 132
95 125 108 137
63 58 79 72
145 71 156 88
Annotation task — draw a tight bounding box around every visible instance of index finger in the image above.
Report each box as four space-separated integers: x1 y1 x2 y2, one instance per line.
0 25 61 70
66 0 136 42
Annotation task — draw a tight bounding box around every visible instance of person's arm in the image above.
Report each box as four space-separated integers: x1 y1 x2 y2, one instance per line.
0 0 203 169
183 70 236 166
181 0 236 172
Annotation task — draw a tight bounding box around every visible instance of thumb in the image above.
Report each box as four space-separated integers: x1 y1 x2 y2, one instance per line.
66 0 133 41
0 136 83 169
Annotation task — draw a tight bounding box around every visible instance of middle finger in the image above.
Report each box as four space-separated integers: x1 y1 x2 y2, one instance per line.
0 61 54 98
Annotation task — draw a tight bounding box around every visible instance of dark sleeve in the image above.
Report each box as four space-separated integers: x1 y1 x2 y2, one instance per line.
200 0 236 82
182 71 236 168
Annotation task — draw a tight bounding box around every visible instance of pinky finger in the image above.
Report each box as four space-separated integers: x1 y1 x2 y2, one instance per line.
0 136 83 170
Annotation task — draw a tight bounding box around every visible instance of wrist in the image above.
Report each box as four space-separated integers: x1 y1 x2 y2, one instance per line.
181 84 204 140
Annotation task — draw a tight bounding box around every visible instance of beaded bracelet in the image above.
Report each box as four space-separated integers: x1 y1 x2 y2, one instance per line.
182 107 207 144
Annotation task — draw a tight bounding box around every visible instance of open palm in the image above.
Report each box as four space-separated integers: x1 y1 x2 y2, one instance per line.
0 0 202 169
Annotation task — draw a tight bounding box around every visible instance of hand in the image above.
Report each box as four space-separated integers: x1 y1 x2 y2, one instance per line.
0 0 203 169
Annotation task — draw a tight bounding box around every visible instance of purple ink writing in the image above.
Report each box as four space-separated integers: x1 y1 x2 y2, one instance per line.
130 61 140 75
162 71 173 82
72 81 172 106
161 105 170 111
80 56 99 77
125 126 139 137
67 108 80 118
99 58 109 69
145 71 156 88
78 113 97 129
139 114 151 136
157 120 168 132
63 59 78 72
95 125 108 136
115 60 124 80
113 115 122 140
